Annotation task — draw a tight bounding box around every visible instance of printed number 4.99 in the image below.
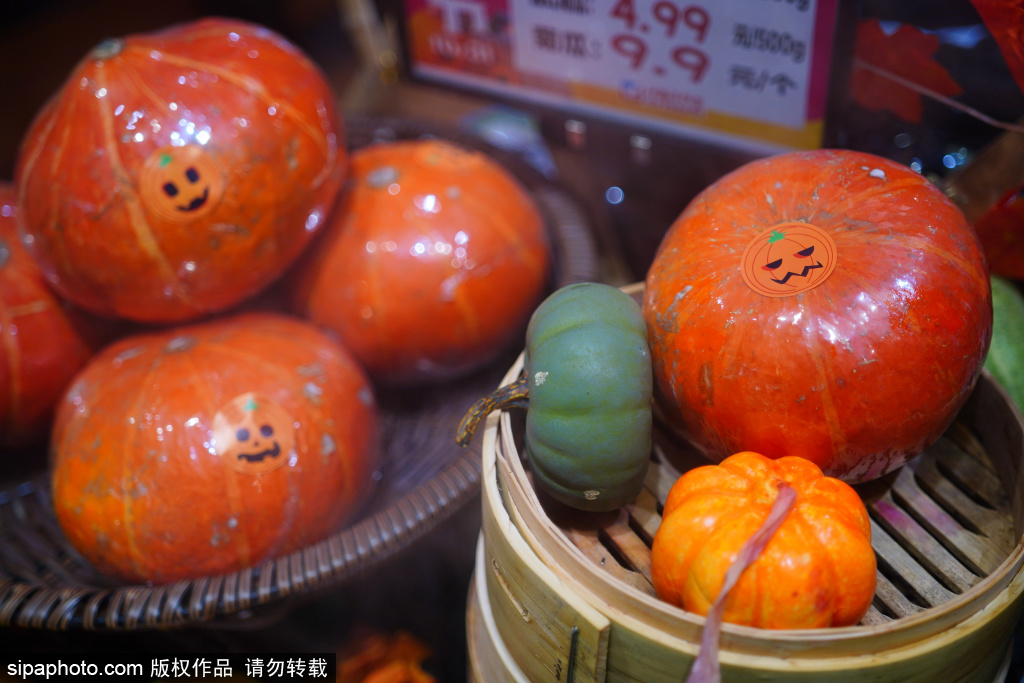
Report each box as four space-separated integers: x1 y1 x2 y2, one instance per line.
611 0 710 42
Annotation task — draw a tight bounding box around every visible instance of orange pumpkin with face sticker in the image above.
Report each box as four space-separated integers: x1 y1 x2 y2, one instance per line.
15 18 346 323
290 139 551 385
645 150 992 483
50 312 379 584
0 184 93 449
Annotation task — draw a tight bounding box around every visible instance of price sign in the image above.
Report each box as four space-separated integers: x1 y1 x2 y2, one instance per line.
404 0 838 151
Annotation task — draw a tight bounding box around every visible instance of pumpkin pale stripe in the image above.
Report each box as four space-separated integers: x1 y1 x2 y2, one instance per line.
119 357 164 579
185 350 258 570
94 67 181 298
150 50 336 183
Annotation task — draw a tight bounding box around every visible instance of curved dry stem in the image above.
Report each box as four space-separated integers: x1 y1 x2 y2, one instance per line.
455 373 529 447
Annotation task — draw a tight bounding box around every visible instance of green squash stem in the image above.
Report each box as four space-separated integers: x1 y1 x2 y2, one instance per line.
456 373 529 447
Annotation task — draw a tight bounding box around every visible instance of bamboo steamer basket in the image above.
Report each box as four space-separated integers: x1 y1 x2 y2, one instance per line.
467 537 532 683
467 282 1024 682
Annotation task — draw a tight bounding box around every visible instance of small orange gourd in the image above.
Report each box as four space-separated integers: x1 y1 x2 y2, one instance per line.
650 451 876 630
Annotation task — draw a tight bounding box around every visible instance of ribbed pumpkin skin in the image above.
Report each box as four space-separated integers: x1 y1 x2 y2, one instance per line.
0 184 92 448
650 451 876 629
15 18 346 323
50 312 379 585
524 283 652 511
290 139 551 385
645 150 992 483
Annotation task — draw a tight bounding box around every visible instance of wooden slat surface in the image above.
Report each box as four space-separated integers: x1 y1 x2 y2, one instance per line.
891 464 1009 575
870 519 958 608
869 489 980 593
602 510 655 585
931 438 1007 510
911 456 1015 554
544 416 1017 627
872 571 925 619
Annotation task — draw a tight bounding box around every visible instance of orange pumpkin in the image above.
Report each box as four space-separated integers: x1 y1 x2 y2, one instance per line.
972 185 1024 281
644 149 992 483
0 183 92 449
338 629 437 683
290 139 551 385
15 18 346 323
650 451 876 629
50 312 379 584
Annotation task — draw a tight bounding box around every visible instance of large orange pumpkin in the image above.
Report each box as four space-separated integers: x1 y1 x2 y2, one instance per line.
290 139 551 385
0 183 92 449
15 18 346 323
645 149 992 483
50 312 379 584
650 451 876 629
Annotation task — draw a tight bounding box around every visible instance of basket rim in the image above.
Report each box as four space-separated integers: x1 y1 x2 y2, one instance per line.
0 113 601 631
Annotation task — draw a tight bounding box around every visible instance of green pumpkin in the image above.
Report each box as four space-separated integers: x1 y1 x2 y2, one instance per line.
986 276 1024 414
459 282 653 511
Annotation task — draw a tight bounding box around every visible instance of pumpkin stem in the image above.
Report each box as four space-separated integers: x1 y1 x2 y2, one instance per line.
687 482 798 683
92 38 125 59
455 374 529 447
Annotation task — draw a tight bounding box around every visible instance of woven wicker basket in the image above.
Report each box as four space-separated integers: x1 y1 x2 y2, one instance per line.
0 115 600 632
468 283 1024 683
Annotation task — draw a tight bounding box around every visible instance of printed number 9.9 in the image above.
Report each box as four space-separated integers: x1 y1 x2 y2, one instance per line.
610 35 709 83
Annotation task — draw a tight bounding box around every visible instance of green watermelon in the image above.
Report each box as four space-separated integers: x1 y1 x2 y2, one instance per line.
985 276 1024 414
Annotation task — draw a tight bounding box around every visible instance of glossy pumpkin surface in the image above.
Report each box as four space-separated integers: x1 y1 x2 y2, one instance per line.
972 185 1024 281
50 312 379 584
523 282 652 511
15 18 346 323
0 184 92 449
645 149 992 483
290 139 551 386
650 451 876 629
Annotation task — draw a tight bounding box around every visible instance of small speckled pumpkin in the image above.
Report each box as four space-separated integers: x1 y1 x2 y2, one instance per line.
50 312 379 584
289 138 551 386
457 282 652 511
522 282 652 511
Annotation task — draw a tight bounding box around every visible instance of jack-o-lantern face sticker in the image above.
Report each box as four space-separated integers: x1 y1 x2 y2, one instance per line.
139 145 224 224
740 222 838 297
212 393 295 475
